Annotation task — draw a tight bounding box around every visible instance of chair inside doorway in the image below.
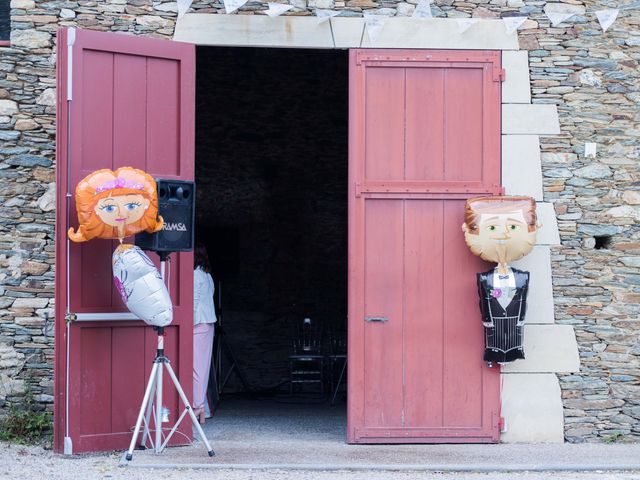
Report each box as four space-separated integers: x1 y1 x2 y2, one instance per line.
289 317 325 395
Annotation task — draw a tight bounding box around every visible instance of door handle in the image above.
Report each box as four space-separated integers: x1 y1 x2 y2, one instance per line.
365 316 388 322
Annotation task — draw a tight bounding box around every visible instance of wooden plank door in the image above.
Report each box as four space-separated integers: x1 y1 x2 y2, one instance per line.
55 28 195 453
348 49 503 443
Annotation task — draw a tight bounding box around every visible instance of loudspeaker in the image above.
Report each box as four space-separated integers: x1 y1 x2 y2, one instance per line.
135 179 195 253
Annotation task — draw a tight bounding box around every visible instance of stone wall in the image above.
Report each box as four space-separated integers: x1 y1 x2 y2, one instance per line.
1 0 639 442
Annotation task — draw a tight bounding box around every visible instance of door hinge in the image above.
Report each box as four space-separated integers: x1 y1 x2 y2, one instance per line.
365 316 388 323
495 68 506 82
65 313 77 324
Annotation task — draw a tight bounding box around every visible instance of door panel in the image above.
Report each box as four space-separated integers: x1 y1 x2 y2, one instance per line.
55 28 195 453
348 49 502 443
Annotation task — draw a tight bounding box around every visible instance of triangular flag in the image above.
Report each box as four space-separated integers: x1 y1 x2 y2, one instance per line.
502 15 527 34
265 3 293 17
456 18 479 33
177 0 193 18
224 0 248 14
316 9 340 25
363 12 388 42
595 9 619 32
544 8 575 27
412 0 433 19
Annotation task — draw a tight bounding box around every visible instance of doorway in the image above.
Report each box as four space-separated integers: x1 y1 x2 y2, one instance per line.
194 46 349 424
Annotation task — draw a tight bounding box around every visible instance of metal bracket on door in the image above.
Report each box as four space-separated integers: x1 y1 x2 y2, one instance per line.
365 316 388 323
69 312 141 322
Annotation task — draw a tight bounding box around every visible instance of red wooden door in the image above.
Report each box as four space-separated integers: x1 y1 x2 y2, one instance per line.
55 28 195 453
348 49 503 443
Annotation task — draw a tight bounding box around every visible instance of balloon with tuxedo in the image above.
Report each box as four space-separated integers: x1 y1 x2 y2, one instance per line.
68 167 172 327
462 196 539 366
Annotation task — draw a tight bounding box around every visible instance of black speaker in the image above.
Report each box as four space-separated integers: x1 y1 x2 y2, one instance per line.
135 179 195 253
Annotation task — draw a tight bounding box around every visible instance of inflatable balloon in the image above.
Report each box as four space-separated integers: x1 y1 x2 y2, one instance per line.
461 196 539 365
68 167 164 242
112 244 173 327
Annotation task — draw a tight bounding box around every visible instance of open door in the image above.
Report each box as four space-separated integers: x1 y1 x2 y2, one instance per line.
347 49 503 443
55 28 195 453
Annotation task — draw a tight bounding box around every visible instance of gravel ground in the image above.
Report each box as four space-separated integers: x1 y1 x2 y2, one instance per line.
2 443 640 480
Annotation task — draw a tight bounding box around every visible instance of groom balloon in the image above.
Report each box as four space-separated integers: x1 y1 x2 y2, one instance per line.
462 196 540 366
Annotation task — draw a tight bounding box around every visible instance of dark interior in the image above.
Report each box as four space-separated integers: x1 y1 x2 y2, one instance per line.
195 46 349 404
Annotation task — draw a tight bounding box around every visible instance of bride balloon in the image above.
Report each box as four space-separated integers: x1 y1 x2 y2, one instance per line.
68 167 172 327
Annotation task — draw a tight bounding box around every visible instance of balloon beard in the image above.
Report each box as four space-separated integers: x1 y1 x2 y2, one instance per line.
67 167 172 327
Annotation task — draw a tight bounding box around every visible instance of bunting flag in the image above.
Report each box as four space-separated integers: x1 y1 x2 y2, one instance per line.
502 15 527 34
223 0 248 14
544 7 575 26
412 0 433 19
363 12 389 42
456 18 479 33
265 2 293 17
316 9 341 24
177 0 193 18
595 9 619 32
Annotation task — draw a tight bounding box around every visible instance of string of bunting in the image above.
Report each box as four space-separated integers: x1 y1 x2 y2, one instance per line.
176 0 627 35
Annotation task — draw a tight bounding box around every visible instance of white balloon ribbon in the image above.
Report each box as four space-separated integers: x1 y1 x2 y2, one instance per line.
177 0 193 18
265 3 293 17
224 0 248 14
502 15 527 34
412 0 433 19
363 12 388 42
113 245 173 328
456 18 479 33
595 9 619 32
316 9 340 24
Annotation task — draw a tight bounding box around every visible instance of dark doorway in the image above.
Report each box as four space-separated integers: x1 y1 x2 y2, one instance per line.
195 47 349 413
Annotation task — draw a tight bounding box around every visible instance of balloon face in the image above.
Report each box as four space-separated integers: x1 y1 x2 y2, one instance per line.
94 194 150 236
112 244 173 327
462 196 538 267
68 167 164 242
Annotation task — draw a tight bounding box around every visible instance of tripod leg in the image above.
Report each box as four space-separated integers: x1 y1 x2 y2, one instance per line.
126 362 159 461
164 361 215 456
155 360 164 454
139 366 158 450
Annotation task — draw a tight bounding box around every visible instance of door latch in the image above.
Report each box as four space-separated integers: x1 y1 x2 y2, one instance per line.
365 316 388 322
65 313 77 324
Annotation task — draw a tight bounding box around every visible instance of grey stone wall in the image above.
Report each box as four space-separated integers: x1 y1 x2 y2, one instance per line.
1 0 639 442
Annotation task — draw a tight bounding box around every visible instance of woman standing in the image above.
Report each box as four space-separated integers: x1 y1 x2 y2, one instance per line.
193 243 217 423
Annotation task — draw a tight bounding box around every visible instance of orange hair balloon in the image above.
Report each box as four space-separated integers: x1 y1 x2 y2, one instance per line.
68 167 164 242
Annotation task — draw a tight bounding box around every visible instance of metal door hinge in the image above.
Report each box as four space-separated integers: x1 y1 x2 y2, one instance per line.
65 313 77 324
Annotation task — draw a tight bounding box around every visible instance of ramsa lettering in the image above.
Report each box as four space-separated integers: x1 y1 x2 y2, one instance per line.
163 222 187 232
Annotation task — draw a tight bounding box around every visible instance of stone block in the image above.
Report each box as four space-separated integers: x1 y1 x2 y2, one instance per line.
510 246 554 324
359 18 519 50
10 30 52 49
174 14 335 47
535 202 561 245
501 373 564 443
502 51 531 103
11 298 50 309
0 100 18 116
502 325 580 373
502 134 542 200
502 104 560 135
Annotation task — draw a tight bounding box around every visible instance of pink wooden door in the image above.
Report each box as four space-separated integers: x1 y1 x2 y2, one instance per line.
54 28 195 453
348 49 503 443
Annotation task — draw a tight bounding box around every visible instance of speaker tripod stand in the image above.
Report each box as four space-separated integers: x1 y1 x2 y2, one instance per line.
126 254 214 461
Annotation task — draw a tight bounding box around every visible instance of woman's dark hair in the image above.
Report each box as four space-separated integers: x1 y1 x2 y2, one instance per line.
194 242 211 273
